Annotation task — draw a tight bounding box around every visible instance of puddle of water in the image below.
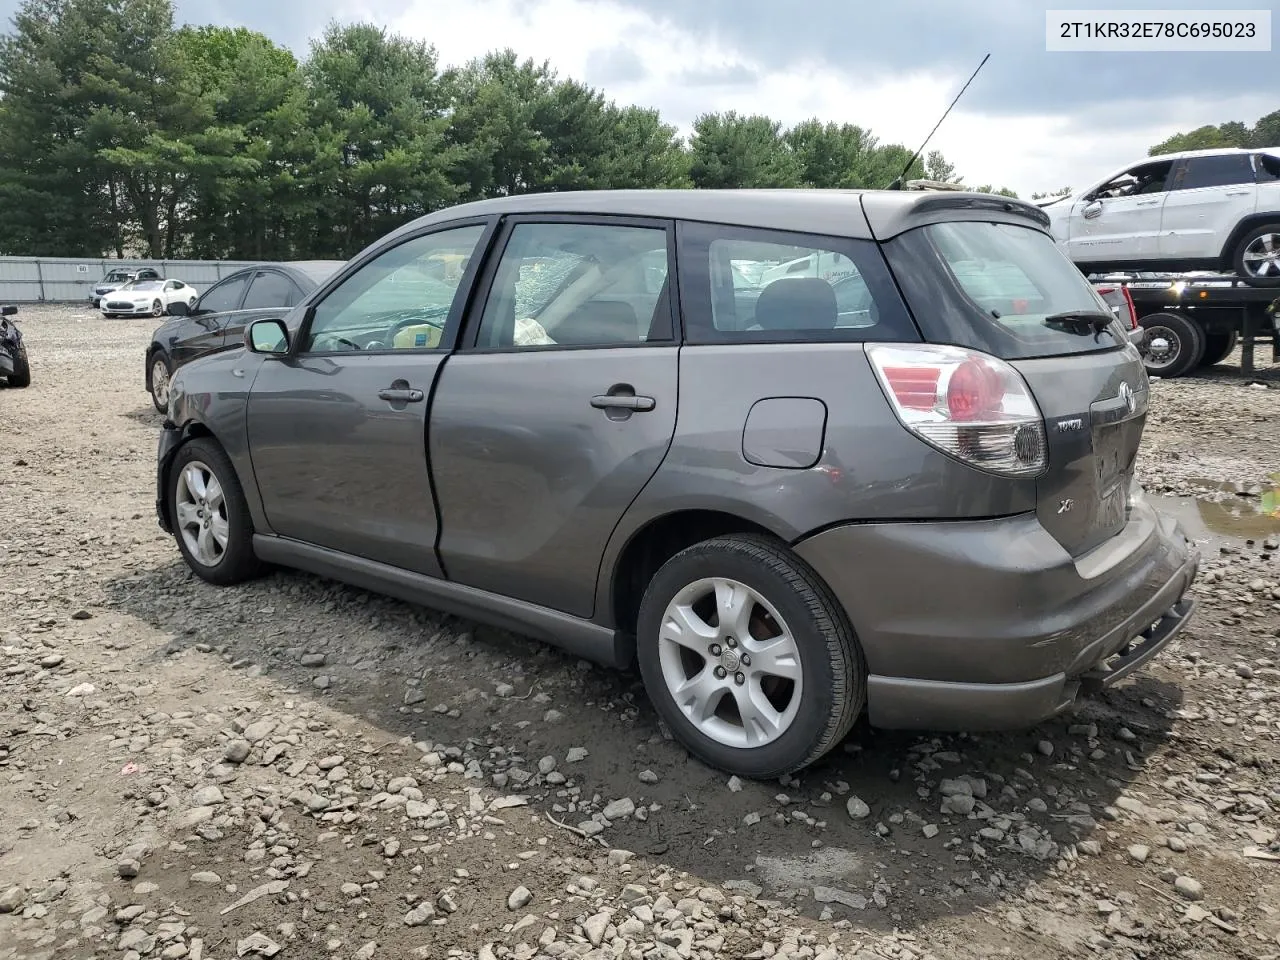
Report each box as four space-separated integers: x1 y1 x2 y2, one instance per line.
1153 492 1280 544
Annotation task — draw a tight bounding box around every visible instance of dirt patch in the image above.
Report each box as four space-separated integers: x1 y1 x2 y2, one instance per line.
1 305 1278 960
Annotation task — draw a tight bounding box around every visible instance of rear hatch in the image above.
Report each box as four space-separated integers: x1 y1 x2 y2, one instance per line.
881 217 1149 558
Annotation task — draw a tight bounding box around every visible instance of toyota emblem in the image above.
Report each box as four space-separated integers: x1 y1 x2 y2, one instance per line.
1118 381 1135 414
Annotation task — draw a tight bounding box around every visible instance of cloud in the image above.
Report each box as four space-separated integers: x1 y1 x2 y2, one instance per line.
675 63 759 88
583 44 648 87
0 0 1272 198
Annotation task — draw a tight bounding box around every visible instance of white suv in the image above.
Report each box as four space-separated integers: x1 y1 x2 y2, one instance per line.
1041 147 1280 286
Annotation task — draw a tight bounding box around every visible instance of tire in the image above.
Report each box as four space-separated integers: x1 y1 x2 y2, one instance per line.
1232 223 1280 288
635 533 865 779
7 342 30 388
1138 311 1205 378
1199 330 1238 368
148 351 172 414
168 437 263 586
152 299 163 317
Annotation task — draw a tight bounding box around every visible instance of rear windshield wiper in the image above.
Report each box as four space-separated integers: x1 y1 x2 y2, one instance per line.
1043 311 1117 337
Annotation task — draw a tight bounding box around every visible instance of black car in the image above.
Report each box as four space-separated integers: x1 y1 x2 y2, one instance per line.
145 260 345 412
0 304 30 388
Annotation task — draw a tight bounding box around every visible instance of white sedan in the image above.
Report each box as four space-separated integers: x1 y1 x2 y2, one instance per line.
100 279 199 318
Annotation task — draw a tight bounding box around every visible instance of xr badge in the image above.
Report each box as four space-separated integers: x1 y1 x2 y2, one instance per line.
1058 498 1075 514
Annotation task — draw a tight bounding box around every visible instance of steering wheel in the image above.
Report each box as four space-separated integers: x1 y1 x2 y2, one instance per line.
385 313 446 344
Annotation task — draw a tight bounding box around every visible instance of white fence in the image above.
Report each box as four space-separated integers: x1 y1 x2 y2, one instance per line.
0 256 272 302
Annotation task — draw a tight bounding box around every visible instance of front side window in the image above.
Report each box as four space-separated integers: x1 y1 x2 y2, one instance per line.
1091 160 1174 199
678 222 915 344
1172 154 1255 190
473 221 672 350
197 275 248 314
884 219 1127 360
302 223 486 353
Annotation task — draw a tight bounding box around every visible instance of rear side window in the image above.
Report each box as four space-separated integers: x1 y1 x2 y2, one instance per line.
242 271 296 310
883 220 1127 360
677 221 916 344
1172 154 1254 190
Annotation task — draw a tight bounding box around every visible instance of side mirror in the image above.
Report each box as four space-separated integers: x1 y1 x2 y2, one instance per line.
1 305 16 316
245 318 289 355
166 301 190 317
1082 200 1103 220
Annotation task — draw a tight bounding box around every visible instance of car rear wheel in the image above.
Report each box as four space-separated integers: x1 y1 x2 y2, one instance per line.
149 352 171 413
169 437 263 586
636 534 865 779
1199 331 1238 368
152 299 164 317
1233 224 1280 288
1138 312 1204 378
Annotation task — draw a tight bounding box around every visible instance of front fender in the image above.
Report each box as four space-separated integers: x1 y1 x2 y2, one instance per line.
158 350 272 537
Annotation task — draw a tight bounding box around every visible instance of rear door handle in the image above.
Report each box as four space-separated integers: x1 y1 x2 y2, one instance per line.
379 387 424 403
591 394 655 412
1226 189 1252 195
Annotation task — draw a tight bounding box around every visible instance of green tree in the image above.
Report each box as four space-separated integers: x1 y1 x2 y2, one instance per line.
688 111 801 188
784 119 882 188
0 0 121 256
304 21 460 256
173 25 309 259
1149 122 1250 155
1031 186 1073 200
1249 110 1280 148
924 149 960 183
970 184 1019 197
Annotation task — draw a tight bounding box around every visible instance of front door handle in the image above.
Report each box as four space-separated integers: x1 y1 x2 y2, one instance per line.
379 387 424 403
1135 198 1160 205
591 394 655 412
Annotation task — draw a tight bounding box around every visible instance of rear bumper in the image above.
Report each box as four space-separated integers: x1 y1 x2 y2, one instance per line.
792 492 1199 731
0 352 13 376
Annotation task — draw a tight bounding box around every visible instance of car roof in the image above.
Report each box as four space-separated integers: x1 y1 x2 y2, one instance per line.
220 260 347 287
1148 146 1280 161
374 188 1051 249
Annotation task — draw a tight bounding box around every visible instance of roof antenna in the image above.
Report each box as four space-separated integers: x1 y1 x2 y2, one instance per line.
887 53 990 190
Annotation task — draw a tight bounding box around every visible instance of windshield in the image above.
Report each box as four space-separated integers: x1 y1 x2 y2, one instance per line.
883 220 1126 360
105 270 133 282
124 280 162 291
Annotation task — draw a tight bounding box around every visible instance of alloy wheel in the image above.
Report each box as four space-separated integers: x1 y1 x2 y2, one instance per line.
1242 233 1280 279
174 460 229 567
151 358 170 409
656 577 804 749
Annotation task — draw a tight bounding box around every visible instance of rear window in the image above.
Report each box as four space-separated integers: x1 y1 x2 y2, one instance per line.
883 220 1127 360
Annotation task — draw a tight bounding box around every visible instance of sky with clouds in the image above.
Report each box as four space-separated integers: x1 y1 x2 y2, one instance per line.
3 0 1276 197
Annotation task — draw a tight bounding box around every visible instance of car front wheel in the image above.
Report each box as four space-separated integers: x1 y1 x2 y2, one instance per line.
152 299 164 317
636 534 865 779
169 437 263 586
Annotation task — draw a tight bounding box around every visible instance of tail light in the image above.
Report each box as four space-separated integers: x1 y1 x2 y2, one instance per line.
1095 285 1138 330
866 343 1047 478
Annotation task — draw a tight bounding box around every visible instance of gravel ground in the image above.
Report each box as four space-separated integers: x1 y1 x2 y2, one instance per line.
2 303 1279 960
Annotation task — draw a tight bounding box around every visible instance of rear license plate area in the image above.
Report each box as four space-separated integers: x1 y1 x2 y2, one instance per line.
1093 424 1132 529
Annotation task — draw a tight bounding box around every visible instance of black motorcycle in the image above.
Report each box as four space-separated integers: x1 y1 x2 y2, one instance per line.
0 304 31 388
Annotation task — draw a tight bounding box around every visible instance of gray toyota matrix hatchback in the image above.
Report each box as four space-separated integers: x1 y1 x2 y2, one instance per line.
155 189 1199 779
